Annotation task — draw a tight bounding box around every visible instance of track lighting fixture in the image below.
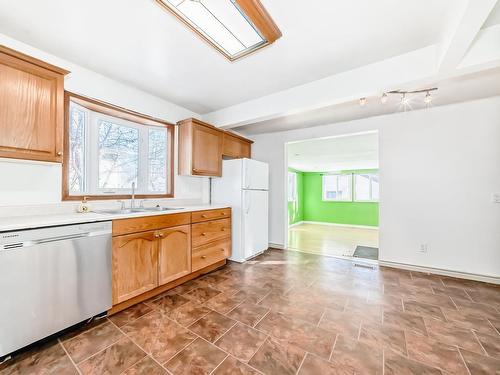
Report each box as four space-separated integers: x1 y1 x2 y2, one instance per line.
381 87 437 110
381 93 388 104
424 91 433 104
359 97 367 106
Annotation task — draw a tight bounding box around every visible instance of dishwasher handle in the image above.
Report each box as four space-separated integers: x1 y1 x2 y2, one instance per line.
2 228 111 250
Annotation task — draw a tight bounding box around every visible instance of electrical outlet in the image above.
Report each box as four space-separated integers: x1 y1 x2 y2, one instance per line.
419 244 428 253
492 193 500 203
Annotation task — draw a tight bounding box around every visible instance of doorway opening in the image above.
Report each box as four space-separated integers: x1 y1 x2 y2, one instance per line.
285 131 379 261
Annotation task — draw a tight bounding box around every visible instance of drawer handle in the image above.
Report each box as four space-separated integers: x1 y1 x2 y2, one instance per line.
201 255 207 259
201 214 207 218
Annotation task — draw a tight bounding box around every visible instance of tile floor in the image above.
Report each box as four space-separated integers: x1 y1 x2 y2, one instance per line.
288 223 379 258
1 249 499 374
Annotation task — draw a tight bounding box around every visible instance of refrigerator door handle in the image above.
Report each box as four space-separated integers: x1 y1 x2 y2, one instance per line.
244 164 250 189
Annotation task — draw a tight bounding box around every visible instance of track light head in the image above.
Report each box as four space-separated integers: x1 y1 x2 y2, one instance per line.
381 93 388 104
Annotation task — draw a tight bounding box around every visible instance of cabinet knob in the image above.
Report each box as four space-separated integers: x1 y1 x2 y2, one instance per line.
201 232 207 236
201 255 207 259
57 151 63 156
201 214 207 218
221 228 226 231
221 212 226 216
159 233 164 237
220 248 225 252
154 234 160 238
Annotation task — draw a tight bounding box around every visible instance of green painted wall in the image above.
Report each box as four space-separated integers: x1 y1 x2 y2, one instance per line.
287 169 379 227
288 169 304 225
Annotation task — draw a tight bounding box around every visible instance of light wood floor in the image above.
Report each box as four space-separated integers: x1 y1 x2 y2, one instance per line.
288 223 379 258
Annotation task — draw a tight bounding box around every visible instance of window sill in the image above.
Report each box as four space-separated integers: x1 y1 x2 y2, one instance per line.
62 193 174 201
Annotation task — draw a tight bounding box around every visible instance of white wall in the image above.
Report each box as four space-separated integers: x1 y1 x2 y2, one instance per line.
0 33 209 206
252 96 500 278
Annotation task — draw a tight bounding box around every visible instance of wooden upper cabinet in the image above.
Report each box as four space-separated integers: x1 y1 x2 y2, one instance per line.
178 118 223 177
0 46 69 162
222 132 252 159
112 230 158 304
158 225 191 285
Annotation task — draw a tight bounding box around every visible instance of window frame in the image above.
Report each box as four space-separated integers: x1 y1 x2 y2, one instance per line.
322 173 353 202
62 91 174 201
353 173 379 202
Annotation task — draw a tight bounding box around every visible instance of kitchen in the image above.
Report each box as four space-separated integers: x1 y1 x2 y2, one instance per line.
1 1 500 374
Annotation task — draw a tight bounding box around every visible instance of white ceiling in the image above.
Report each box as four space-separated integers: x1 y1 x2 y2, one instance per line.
288 132 379 172
232 66 500 135
483 1 500 28
0 0 461 114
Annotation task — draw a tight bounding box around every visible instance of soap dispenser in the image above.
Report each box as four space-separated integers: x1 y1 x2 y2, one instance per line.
78 196 90 213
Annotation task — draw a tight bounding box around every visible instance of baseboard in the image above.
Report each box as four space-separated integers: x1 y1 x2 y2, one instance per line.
268 242 285 250
302 221 379 230
378 260 500 285
288 221 304 228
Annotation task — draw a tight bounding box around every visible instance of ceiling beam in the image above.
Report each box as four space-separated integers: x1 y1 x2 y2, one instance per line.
438 0 498 73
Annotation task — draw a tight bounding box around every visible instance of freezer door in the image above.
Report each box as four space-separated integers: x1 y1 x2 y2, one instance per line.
242 159 269 190
242 190 268 259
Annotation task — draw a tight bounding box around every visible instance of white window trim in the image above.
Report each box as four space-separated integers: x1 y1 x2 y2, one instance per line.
353 173 379 202
322 173 353 202
69 102 169 197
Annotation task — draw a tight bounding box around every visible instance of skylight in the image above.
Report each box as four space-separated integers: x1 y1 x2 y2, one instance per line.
156 0 281 61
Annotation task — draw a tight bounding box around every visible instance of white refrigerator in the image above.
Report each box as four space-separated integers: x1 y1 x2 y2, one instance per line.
211 158 269 263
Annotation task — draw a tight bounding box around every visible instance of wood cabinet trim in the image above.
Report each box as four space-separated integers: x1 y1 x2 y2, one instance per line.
112 212 191 236
0 45 70 75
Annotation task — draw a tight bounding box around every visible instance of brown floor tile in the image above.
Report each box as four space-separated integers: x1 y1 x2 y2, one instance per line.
150 293 190 312
183 286 222 304
452 297 500 321
122 356 167 374
475 330 500 359
259 293 324 325
383 310 427 336
165 301 211 327
61 320 123 363
165 338 227 375
121 310 196 364
423 317 485 354
234 288 271 304
359 322 407 355
297 353 345 375
318 309 362 339
490 316 500 335
384 349 442 375
403 291 457 310
0 342 77 375
204 292 246 314
109 302 153 327
343 299 384 324
212 356 260 375
78 337 146 375
459 348 500 375
227 301 270 327
442 308 499 335
406 331 469 374
432 285 471 300
189 311 236 342
404 300 446 321
215 322 267 362
248 338 305 375
330 335 383 374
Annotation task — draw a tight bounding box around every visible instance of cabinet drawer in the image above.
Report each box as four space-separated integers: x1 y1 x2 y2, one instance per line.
113 213 191 236
192 218 231 247
191 208 231 223
192 238 231 272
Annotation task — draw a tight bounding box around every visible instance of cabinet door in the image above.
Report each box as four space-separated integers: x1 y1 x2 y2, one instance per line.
158 225 191 285
222 133 251 159
192 123 222 176
0 48 66 162
112 231 158 304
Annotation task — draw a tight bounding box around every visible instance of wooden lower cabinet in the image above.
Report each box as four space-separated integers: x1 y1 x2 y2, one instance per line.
112 230 158 305
110 208 232 313
158 225 191 285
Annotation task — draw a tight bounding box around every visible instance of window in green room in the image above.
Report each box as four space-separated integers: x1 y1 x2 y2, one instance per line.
354 173 379 202
322 174 352 201
288 171 297 201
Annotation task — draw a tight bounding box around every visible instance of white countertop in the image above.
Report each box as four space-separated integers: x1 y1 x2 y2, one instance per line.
0 204 230 232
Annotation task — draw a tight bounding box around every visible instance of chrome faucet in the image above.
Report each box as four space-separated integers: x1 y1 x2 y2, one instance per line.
131 182 136 209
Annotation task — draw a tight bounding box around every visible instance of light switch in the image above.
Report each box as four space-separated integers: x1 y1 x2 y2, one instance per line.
492 193 500 203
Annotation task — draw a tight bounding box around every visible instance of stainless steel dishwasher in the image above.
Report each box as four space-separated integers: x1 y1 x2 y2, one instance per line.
0 221 112 357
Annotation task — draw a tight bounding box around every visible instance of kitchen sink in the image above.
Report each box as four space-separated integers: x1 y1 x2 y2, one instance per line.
93 207 184 214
